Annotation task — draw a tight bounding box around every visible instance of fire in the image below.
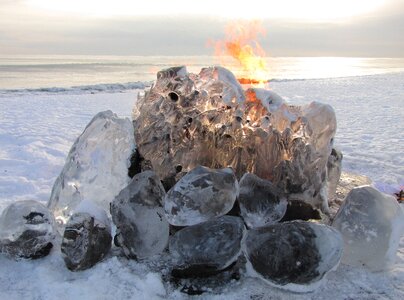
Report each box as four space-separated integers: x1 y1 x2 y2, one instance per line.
211 20 269 88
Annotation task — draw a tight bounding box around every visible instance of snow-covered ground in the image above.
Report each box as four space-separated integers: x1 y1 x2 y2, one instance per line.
0 73 403 299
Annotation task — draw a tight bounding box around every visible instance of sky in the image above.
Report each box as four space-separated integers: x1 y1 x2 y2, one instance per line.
0 0 403 57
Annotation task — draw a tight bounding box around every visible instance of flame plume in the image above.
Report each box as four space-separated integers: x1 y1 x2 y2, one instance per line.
211 20 269 88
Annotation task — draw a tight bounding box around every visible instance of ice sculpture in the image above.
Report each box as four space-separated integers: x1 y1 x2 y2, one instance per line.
61 201 112 271
111 171 169 259
48 110 135 226
169 215 245 277
243 221 343 293
332 186 404 271
133 66 336 211
0 200 57 259
164 166 239 226
238 173 287 228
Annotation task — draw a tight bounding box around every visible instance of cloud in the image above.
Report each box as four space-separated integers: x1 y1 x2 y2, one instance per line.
0 1 403 56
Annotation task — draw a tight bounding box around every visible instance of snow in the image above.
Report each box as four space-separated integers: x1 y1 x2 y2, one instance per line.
73 200 111 230
1 73 404 299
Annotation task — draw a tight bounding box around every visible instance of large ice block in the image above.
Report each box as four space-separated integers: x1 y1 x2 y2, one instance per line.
48 110 135 226
133 66 337 211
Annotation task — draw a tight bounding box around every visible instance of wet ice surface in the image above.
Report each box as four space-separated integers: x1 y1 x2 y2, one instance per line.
0 73 404 299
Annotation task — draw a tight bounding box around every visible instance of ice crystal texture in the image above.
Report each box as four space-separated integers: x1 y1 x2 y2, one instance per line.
133 66 336 211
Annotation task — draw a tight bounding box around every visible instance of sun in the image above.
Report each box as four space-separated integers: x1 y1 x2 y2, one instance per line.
26 0 386 20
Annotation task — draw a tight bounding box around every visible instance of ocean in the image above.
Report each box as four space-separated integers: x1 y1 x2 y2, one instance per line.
1 55 404 92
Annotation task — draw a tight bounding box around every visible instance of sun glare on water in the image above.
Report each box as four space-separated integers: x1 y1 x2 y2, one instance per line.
26 0 385 20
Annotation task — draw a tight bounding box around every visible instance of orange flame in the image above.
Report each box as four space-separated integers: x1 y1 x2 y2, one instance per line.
211 20 269 88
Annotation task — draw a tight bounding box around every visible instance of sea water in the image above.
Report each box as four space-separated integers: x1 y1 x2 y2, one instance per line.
1 55 404 91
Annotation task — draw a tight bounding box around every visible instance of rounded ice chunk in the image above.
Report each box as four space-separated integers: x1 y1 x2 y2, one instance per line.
238 173 287 228
243 221 343 293
111 171 169 259
169 215 245 277
164 166 239 226
48 110 135 227
61 210 112 271
332 185 404 271
0 200 57 259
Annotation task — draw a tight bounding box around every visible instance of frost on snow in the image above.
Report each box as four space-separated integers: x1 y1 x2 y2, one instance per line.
48 110 135 226
332 185 404 271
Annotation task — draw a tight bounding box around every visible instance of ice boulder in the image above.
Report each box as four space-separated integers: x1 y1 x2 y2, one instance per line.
164 166 239 226
133 66 337 213
48 110 135 226
169 216 245 278
0 200 57 259
332 185 404 271
111 171 169 259
238 173 287 228
243 221 343 292
61 201 112 271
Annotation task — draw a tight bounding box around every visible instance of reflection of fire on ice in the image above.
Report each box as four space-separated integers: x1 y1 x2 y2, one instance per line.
133 65 337 213
133 21 338 212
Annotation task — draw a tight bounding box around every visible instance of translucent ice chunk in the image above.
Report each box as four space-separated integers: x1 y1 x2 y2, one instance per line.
61 211 112 271
0 200 57 259
111 171 169 259
164 166 239 226
332 186 404 271
243 221 343 293
238 173 287 228
169 216 245 277
48 110 135 226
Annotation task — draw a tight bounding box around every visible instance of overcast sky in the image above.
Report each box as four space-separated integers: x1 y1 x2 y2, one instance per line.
0 0 403 57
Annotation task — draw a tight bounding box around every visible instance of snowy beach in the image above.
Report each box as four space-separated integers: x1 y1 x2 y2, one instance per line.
0 70 403 299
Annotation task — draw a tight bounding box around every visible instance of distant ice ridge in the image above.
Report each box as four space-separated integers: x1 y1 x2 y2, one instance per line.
0 81 151 96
